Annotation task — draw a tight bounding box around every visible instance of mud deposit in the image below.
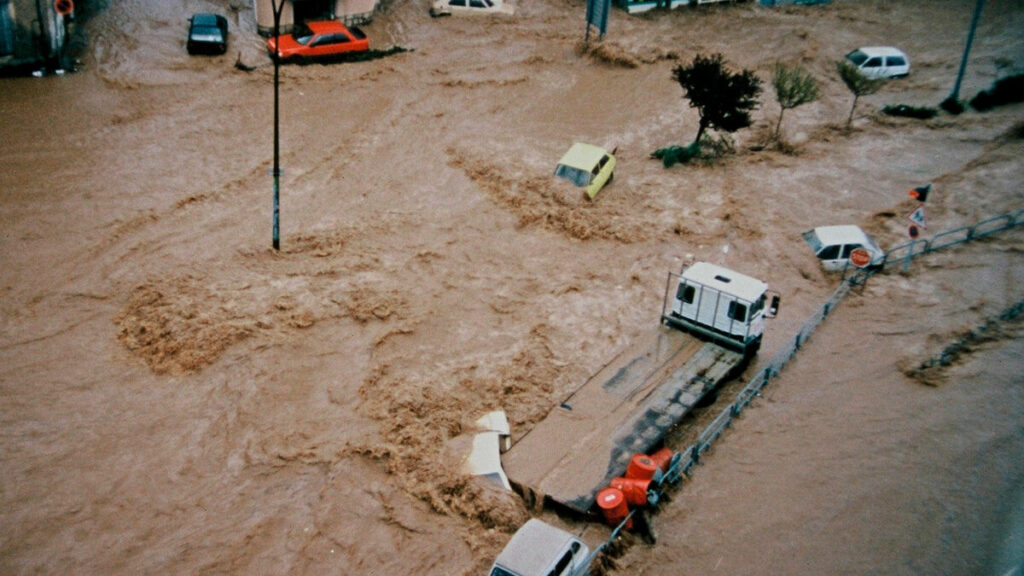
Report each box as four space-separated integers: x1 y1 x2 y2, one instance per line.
2 0 1023 574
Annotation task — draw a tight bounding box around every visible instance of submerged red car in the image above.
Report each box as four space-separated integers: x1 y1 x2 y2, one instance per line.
267 21 369 61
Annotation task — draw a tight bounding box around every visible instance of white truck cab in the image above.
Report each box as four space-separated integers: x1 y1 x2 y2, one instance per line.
489 519 591 576
663 262 776 356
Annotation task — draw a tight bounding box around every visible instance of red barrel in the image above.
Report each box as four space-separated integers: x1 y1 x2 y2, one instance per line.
649 447 676 473
610 476 651 507
596 487 631 529
626 454 658 480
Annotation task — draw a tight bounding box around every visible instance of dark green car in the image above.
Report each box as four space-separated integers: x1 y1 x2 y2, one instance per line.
187 13 228 55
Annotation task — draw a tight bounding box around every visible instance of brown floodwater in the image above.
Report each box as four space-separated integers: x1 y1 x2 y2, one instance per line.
2 0 1022 574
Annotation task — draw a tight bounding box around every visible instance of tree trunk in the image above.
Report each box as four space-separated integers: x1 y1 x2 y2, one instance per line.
774 108 786 140
692 118 709 147
846 95 859 129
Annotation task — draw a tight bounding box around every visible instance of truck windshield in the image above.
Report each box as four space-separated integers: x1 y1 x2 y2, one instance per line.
489 567 516 576
750 294 765 317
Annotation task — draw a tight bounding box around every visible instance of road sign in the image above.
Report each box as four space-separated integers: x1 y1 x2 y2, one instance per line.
850 248 872 268
909 203 925 226
909 183 931 202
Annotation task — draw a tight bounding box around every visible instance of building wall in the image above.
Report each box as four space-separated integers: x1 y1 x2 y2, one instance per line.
254 0 377 36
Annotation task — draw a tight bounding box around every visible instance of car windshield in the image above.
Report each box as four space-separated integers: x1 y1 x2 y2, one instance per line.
293 34 314 45
845 50 868 66
801 230 823 253
554 164 592 187
192 26 223 40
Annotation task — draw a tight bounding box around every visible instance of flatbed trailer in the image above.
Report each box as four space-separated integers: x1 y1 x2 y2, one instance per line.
502 323 746 516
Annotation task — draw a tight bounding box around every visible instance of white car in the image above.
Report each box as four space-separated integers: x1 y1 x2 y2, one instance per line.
489 519 591 576
803 225 886 271
845 46 910 79
430 0 513 16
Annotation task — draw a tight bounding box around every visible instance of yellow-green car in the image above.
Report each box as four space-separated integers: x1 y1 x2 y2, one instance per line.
553 142 616 200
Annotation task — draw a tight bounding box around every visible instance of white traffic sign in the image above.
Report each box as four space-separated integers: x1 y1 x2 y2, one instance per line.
908 206 927 229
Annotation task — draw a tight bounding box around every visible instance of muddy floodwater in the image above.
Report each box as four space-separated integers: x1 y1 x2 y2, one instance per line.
2 0 1023 574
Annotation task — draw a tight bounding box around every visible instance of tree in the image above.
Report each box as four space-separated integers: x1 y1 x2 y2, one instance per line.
672 53 762 147
837 60 887 128
771 62 819 140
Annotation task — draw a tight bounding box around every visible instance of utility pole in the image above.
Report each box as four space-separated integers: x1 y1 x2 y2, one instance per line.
942 0 985 113
271 0 285 250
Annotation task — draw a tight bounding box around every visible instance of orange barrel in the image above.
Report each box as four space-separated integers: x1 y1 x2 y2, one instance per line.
596 487 631 529
649 447 676 473
610 476 651 507
625 453 658 480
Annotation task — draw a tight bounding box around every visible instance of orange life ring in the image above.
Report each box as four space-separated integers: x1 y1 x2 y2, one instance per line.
55 0 74 16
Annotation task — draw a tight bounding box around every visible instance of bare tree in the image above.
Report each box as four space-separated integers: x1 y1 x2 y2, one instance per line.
837 60 887 129
772 62 819 140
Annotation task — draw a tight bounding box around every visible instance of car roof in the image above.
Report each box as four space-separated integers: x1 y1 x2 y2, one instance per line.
681 262 767 302
306 20 349 34
492 519 581 576
810 225 872 246
852 46 906 57
556 142 610 171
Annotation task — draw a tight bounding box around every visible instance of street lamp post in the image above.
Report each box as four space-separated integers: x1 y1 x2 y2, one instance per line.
942 0 985 113
271 0 284 250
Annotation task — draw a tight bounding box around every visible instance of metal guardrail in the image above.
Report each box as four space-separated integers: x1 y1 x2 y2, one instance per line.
669 206 1023 489
584 208 1022 572
885 207 1024 269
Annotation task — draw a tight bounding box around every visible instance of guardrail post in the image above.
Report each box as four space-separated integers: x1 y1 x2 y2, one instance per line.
903 239 916 272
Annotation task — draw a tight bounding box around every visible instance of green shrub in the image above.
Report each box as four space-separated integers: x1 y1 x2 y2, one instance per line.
970 74 1024 111
652 142 702 168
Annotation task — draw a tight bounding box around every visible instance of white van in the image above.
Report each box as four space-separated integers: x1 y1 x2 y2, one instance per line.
489 519 591 576
664 262 775 356
845 46 910 79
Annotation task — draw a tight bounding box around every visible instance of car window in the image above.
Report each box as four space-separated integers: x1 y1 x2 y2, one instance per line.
547 549 573 576
841 244 862 258
450 0 467 6
313 34 347 46
469 0 493 7
887 56 906 66
864 57 882 68
818 245 840 260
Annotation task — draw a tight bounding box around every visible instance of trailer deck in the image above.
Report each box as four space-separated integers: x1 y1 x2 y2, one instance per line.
502 323 745 515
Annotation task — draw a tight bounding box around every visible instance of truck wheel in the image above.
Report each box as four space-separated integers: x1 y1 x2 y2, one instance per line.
696 389 718 408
